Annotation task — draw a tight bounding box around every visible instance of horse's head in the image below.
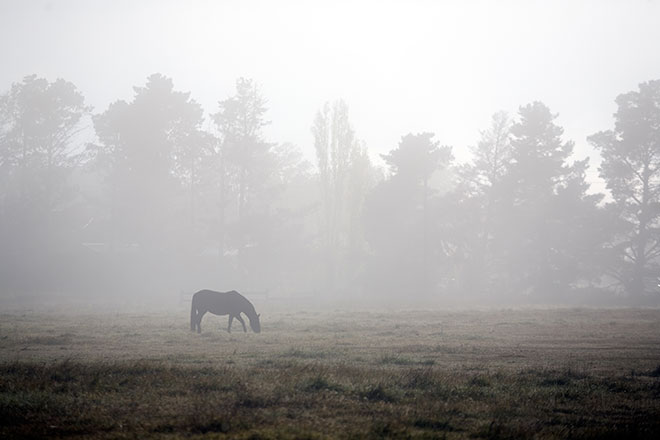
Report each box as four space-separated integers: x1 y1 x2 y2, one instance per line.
249 313 261 333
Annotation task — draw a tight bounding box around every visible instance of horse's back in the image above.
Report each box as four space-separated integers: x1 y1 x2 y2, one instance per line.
192 289 248 315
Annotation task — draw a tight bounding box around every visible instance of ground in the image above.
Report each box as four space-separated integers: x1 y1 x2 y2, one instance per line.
1 304 659 439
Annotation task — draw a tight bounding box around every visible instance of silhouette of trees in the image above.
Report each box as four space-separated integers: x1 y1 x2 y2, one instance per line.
499 102 605 299
0 75 90 292
345 141 379 284
212 78 314 290
93 74 205 250
0 75 90 223
212 78 271 256
212 77 272 236
2 70 660 305
458 112 513 297
463 111 513 202
589 80 660 300
311 100 376 294
364 133 453 297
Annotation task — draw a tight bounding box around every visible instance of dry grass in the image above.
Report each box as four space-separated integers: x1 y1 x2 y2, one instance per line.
1 305 659 438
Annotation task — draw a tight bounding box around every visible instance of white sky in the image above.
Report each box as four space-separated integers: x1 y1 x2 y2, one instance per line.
2 0 660 188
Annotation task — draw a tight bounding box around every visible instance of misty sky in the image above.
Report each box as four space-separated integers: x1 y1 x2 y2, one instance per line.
2 0 660 180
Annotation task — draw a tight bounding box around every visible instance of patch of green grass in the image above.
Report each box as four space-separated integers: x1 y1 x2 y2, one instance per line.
412 417 456 432
281 348 327 359
537 368 588 388
361 383 398 402
302 375 344 393
380 354 416 365
469 375 492 387
402 368 437 390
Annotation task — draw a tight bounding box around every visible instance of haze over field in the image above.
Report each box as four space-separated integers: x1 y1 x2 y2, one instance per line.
2 4 660 438
1 0 660 306
3 0 660 165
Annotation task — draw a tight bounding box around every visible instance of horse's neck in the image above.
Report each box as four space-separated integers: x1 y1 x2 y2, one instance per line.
243 305 257 320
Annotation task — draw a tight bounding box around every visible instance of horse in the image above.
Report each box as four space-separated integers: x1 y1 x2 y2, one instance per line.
190 289 261 334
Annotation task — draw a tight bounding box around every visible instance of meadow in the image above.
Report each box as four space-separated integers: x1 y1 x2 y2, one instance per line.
1 303 659 439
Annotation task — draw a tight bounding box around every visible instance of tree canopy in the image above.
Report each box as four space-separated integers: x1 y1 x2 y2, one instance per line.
1 73 659 305
589 80 660 300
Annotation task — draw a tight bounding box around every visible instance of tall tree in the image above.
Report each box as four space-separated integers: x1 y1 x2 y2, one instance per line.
211 78 287 287
458 111 513 296
0 75 90 221
312 100 355 251
0 75 90 293
364 133 452 297
346 141 379 274
250 142 319 293
212 77 270 242
589 79 660 300
502 102 604 299
93 73 204 249
466 111 512 196
311 100 375 294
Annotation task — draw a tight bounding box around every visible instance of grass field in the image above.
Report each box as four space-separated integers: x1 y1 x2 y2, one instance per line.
1 303 660 439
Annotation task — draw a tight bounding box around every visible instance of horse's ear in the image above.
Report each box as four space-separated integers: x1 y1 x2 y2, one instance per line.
258 313 261 318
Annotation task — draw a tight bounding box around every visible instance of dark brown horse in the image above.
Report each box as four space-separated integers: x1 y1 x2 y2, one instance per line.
190 290 261 334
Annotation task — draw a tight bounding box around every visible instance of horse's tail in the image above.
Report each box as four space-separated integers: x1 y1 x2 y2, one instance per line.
190 293 198 331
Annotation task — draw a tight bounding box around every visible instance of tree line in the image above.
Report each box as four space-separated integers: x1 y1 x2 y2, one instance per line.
1 73 659 304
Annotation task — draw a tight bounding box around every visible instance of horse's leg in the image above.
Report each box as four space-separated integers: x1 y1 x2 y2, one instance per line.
190 303 197 332
235 314 247 333
227 315 234 333
197 310 207 334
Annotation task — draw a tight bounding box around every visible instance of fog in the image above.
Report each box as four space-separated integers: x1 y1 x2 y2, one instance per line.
2 0 660 308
